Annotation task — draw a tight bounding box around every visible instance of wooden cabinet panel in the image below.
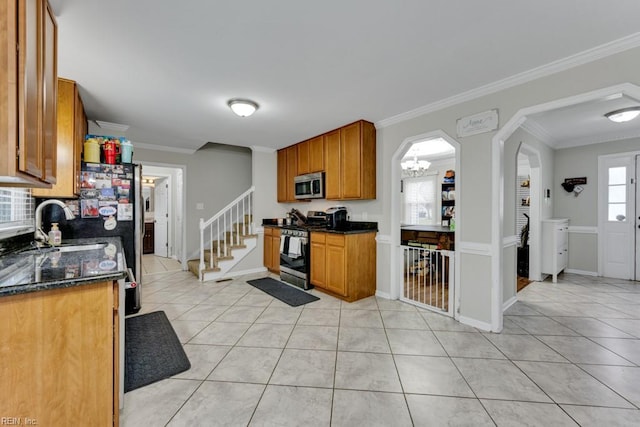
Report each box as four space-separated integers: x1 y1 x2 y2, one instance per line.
310 231 376 302
0 281 119 425
310 232 326 288
340 122 362 199
324 121 375 201
1 0 58 187
18 0 42 179
297 139 310 175
143 222 154 254
33 78 86 198
263 226 281 273
286 145 298 202
277 146 299 203
324 129 341 199
277 149 287 202
308 136 324 172
297 135 323 175
325 234 347 296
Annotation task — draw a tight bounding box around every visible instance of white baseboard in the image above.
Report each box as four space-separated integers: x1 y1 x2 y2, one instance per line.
502 295 518 312
458 315 492 332
221 267 268 280
565 268 598 276
375 290 392 300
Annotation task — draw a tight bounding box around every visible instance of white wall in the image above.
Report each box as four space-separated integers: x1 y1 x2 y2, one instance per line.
375 46 640 329
554 136 640 275
132 143 252 260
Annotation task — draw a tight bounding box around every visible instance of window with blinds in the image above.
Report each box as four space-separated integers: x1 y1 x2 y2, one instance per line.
0 187 35 238
402 175 437 225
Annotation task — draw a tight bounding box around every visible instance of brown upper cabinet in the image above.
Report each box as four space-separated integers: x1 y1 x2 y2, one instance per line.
33 78 87 198
325 120 376 200
1 0 58 187
277 120 376 202
297 135 324 174
277 145 298 202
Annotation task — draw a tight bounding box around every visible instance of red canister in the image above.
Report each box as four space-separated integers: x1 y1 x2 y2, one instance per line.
103 140 119 164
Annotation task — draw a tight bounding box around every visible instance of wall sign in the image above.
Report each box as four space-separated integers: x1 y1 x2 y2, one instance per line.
456 109 499 138
564 177 587 185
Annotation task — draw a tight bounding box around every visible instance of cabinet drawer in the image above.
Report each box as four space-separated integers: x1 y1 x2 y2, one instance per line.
326 234 345 247
311 232 326 243
264 226 273 237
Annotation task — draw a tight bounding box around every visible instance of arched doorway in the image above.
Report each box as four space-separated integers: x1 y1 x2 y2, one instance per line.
390 130 461 317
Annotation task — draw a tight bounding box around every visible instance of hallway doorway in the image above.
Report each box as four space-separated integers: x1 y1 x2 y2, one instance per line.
392 131 460 317
140 163 186 267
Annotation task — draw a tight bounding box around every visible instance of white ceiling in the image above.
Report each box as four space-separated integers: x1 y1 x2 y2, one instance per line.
49 0 640 152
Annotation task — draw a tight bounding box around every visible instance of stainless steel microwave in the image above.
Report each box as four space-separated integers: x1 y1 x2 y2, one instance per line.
294 172 325 200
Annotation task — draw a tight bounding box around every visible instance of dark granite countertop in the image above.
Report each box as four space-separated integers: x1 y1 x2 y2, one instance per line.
263 220 378 235
401 225 454 233
0 237 127 297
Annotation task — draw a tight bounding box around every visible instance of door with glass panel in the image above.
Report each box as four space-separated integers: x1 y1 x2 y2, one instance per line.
599 154 638 280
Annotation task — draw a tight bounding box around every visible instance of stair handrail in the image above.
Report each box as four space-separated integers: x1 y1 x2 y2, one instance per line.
199 186 255 279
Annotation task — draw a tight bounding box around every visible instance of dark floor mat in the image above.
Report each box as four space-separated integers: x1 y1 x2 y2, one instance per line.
124 311 190 392
247 278 320 307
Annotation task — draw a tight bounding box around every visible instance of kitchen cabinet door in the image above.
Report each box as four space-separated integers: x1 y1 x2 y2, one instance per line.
17 0 42 179
324 129 341 199
285 145 298 202
310 232 326 289
308 135 324 172
277 149 287 202
297 139 310 175
1 0 58 187
33 78 86 198
40 1 57 184
263 227 281 273
325 234 347 296
324 121 376 201
0 281 119 425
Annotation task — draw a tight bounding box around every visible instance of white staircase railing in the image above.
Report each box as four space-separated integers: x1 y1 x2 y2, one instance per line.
198 186 255 279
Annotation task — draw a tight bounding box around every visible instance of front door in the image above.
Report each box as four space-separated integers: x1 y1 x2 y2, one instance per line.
599 154 638 280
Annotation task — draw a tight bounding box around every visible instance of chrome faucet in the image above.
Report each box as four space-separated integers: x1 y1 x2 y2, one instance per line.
34 199 76 245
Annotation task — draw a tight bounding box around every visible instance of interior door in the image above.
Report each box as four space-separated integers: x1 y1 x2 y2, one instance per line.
154 178 169 257
636 155 639 281
600 155 636 279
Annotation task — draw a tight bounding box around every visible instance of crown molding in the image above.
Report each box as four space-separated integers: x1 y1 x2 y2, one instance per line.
134 141 196 154
250 145 276 153
376 32 640 129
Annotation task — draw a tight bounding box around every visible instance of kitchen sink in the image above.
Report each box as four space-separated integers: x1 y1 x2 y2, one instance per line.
17 242 109 255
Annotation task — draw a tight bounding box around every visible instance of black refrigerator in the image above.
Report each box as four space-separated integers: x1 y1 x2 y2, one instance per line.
38 162 143 314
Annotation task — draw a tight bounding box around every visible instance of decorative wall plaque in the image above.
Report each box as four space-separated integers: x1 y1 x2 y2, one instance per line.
456 109 499 138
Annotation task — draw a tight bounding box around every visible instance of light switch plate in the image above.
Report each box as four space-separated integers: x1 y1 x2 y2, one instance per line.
196 203 204 210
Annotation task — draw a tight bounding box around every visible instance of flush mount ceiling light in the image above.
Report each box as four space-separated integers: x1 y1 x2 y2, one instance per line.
604 106 640 123
228 99 259 117
401 156 431 177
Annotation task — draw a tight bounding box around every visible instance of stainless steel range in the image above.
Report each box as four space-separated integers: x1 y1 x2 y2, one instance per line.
279 226 311 289
279 210 326 290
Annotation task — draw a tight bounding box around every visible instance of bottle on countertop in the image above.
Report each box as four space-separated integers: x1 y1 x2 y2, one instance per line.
48 223 62 246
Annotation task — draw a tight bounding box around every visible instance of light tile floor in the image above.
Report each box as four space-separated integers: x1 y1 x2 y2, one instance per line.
123 271 640 426
142 254 183 275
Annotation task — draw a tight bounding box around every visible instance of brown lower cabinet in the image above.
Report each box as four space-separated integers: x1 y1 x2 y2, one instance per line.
310 231 376 302
143 222 155 254
263 226 281 273
0 280 120 426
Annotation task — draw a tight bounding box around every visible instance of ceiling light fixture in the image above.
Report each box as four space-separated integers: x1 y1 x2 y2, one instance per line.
401 156 431 177
604 106 640 123
228 99 259 117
